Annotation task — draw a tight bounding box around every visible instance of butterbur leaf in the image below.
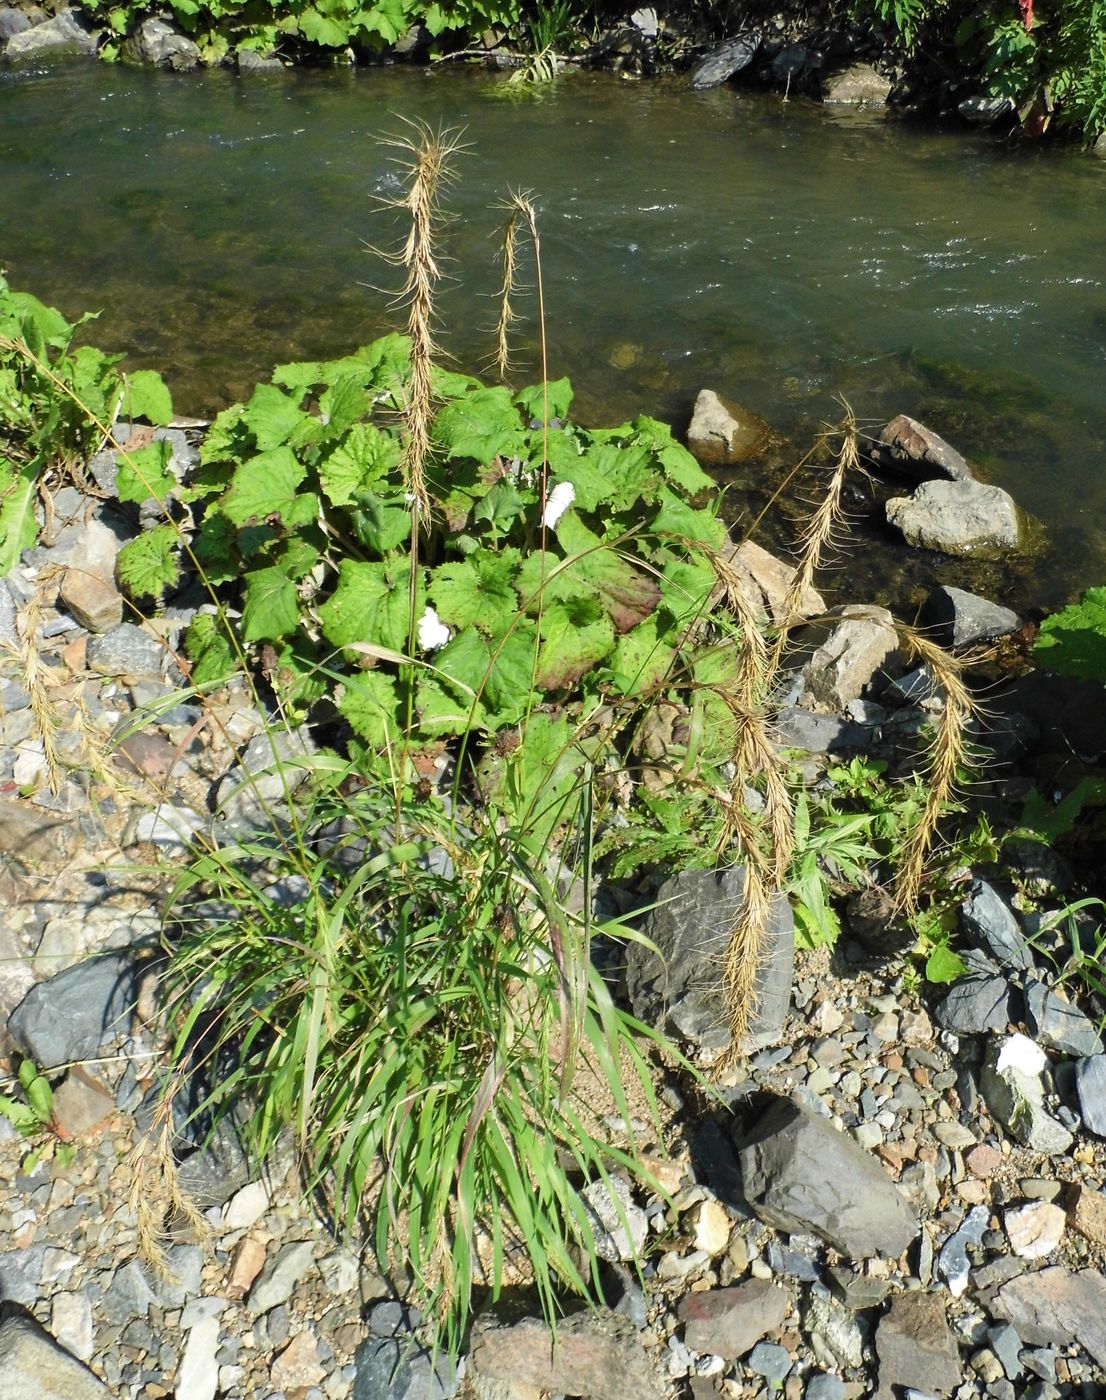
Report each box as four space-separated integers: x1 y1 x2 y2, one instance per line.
1033 587 1106 682
579 441 658 511
0 458 38 575
320 374 370 435
473 479 528 534
199 404 248 466
318 423 399 506
221 447 308 527
121 369 173 427
434 624 536 727
241 383 309 451
515 377 574 423
926 941 968 985
350 495 410 556
116 525 181 600
339 671 399 745
320 559 423 653
428 551 521 632
554 514 661 633
242 566 300 642
607 611 676 696
651 487 727 549
298 7 349 44
433 387 526 466
115 441 175 506
535 600 615 690
185 613 239 687
415 674 483 736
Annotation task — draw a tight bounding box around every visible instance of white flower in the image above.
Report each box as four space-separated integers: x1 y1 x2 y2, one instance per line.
541 480 575 529
416 606 451 653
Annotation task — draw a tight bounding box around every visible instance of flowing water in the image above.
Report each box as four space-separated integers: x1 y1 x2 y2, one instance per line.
2 62 1105 610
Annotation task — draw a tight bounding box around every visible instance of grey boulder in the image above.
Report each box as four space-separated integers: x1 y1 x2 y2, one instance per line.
980 1036 1073 1155
469 1310 664 1400
991 1267 1106 1369
353 1338 457 1400
0 1307 109 1399
2 9 95 61
1075 1054 1106 1136
959 880 1033 971
687 389 769 466
0 7 32 41
737 1096 918 1259
1024 980 1103 1058
821 62 891 105
874 1291 961 1400
625 865 794 1055
922 585 1019 648
874 415 974 482
122 17 200 69
690 33 759 89
886 479 1022 557
7 950 138 1071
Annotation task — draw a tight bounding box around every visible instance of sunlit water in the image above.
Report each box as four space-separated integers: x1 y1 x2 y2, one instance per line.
2 63 1105 610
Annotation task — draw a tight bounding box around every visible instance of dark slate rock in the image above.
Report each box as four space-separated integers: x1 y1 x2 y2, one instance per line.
678 1279 788 1360
1024 980 1103 1058
737 1097 918 1260
1075 1054 1106 1136
7 950 137 1070
988 1322 1023 1381
101 1260 159 1325
747 1340 792 1383
936 967 1015 1035
806 1377 846 1400
874 1291 961 1400
626 866 793 1055
959 880 1033 971
353 1337 456 1400
0 6 32 39
690 33 760 88
922 585 1020 649
773 707 874 755
469 1311 664 1400
0 1306 109 1398
991 1267 1106 1369
86 624 166 679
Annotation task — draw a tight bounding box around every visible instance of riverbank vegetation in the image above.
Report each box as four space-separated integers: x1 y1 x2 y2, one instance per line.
4 123 1105 1349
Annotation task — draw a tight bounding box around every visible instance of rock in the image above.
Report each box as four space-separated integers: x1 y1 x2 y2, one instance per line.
0 1308 109 1398
1024 980 1104 1057
247 1239 316 1314
0 7 32 40
874 1291 961 1400
874 416 973 483
886 480 1022 557
48 1292 93 1363
50 1067 115 1139
725 538 825 626
1074 1054 1106 1136
959 880 1033 971
988 1322 1023 1380
992 1267 1106 1368
236 46 284 71
129 804 205 851
0 579 20 649
625 865 794 1055
86 624 167 679
353 1337 457 1400
747 1340 792 1382
827 1266 891 1311
773 707 874 756
470 1310 665 1400
1067 1185 1106 1245
2 9 95 62
980 1035 1073 1156
844 886 912 958
822 62 892 105
222 1180 270 1231
803 1284 865 1369
959 94 1015 123
581 1176 647 1262
921 585 1019 649
226 1236 267 1299
806 1378 845 1400
737 1096 918 1259
687 1197 732 1256
689 33 760 89
936 959 1015 1035
687 389 769 466
678 1279 788 1360
7 950 137 1070
270 1329 326 1390
215 726 315 826
123 16 200 68
58 520 122 632
176 1312 219 1400
792 604 899 711
1005 1201 1065 1259
937 1203 988 1296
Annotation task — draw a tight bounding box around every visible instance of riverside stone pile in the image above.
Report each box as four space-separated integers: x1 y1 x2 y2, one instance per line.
1 411 1105 1399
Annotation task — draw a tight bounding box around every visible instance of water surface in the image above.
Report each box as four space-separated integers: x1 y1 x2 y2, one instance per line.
2 63 1105 609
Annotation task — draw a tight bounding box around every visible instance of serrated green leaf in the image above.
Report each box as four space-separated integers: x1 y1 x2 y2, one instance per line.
1034 586 1106 682
121 369 173 427
414 674 484 736
432 387 525 466
318 423 399 506
298 7 349 44
185 613 239 687
199 404 247 465
535 599 615 690
339 671 399 745
320 374 370 435
221 447 308 527
0 458 38 575
0 1096 38 1136
116 525 181 600
241 382 309 451
242 566 300 642
553 514 661 633
472 478 528 535
578 441 658 511
655 441 715 496
925 941 968 985
651 486 727 549
428 551 521 632
350 495 411 556
23 1072 52 1122
192 512 239 586
115 440 175 506
319 559 423 653
434 623 536 727
607 611 676 696
515 378 574 423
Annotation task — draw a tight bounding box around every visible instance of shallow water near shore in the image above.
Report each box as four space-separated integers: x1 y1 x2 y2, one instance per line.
2 62 1105 611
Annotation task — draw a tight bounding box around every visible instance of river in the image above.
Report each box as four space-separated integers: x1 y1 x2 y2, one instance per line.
2 62 1105 610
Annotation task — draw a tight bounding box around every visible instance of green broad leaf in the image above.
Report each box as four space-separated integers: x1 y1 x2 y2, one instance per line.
606 611 676 696
272 359 324 395
268 641 327 713
356 0 407 43
242 566 300 643
350 495 411 556
199 404 247 465
116 525 181 600
651 487 727 549
430 366 482 399
432 387 526 466
338 671 399 745
414 674 484 736
428 551 521 632
319 559 423 653
554 514 661 633
318 423 399 506
115 440 175 506
192 513 239 586
185 613 239 687
320 374 370 435
3 291 72 352
108 7 128 32
925 941 968 985
434 623 536 727
242 383 309 451
498 711 581 836
535 600 615 690
472 478 528 534
276 533 322 581
515 377 574 423
578 441 658 511
221 447 310 527
0 458 39 575
356 334 411 394
0 1096 39 1137
656 441 715 497
298 8 350 44
1033 587 1106 682
23 1070 52 1122
121 369 173 427
659 552 716 619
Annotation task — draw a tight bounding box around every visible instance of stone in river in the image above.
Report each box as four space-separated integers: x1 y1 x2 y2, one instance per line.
922 585 1019 648
874 415 974 482
689 34 760 89
886 479 1021 557
687 388 769 465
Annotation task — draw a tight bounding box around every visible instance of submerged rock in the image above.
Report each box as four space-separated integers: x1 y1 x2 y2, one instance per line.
874 415 974 482
886 479 1022 557
687 389 770 467
821 62 892 105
